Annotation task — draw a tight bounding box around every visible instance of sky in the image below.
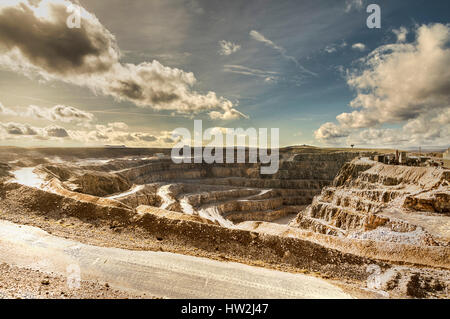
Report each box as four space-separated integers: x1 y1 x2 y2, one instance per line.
0 0 449 148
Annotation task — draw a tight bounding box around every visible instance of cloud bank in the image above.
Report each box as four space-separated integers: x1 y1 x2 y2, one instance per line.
1 103 95 126
0 118 176 147
0 0 245 120
315 24 450 147
0 100 176 146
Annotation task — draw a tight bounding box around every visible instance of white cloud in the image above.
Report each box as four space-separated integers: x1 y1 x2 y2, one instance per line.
0 121 71 140
0 0 245 120
223 64 304 86
250 30 284 52
25 104 95 125
346 24 450 126
0 120 177 147
351 43 366 51
107 122 129 131
45 125 69 138
393 27 408 42
0 102 17 116
314 122 350 142
72 126 176 146
223 64 279 83
0 122 38 136
324 46 337 54
0 101 175 146
324 41 347 54
345 0 364 13
315 24 450 147
249 30 316 76
345 109 450 147
218 40 241 56
1 102 95 127
209 107 249 120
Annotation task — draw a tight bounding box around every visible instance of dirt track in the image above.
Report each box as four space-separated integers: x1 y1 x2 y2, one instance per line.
0 220 352 299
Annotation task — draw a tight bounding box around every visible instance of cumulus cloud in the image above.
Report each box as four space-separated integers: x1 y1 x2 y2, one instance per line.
351 43 366 51
249 30 316 76
66 121 175 146
218 40 241 56
25 104 95 125
315 24 450 146
45 125 69 137
1 101 95 126
314 122 350 141
75 127 174 146
393 27 408 42
1 102 174 146
0 121 71 140
0 119 177 147
346 109 450 147
346 24 450 127
0 122 38 136
135 133 157 142
107 122 129 131
0 0 245 120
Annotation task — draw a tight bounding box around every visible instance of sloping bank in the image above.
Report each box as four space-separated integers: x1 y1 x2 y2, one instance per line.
0 181 448 284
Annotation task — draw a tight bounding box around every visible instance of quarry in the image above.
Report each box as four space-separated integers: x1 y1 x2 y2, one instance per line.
0 146 448 298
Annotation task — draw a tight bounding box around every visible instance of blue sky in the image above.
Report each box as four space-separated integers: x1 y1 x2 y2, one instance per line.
0 0 449 148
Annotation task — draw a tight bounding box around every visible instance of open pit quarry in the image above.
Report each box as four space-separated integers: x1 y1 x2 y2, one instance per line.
0 147 448 299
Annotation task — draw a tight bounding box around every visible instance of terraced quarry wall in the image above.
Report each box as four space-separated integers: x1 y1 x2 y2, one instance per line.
31 152 362 226
1 148 448 297
291 159 450 247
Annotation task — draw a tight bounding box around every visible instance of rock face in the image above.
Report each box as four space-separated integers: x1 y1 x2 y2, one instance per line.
0 163 12 178
40 165 131 197
290 158 450 246
23 151 364 226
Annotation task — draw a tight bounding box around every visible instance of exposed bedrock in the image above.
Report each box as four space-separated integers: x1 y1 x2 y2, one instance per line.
0 163 12 178
28 152 363 225
1 181 448 294
38 165 131 197
291 159 450 247
0 182 131 224
0 181 374 279
404 192 450 213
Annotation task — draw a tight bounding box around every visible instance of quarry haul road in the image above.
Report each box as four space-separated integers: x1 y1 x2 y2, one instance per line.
0 220 352 299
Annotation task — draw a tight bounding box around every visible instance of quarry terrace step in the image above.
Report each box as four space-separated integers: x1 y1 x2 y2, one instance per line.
292 215 347 237
224 207 301 223
212 197 286 214
186 177 331 189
